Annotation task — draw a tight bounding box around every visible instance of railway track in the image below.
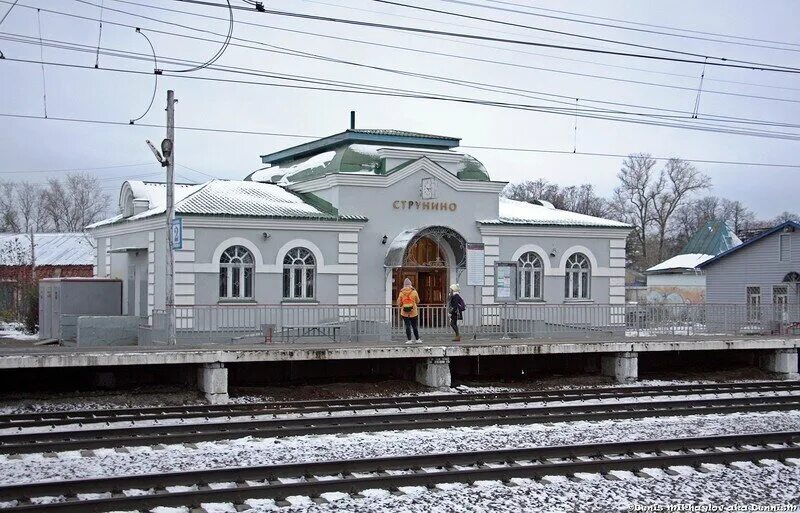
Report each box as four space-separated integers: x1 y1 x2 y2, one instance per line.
2 394 800 455
2 380 798 430
1 431 799 512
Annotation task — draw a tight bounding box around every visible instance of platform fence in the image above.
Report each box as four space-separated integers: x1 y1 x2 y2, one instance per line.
147 303 800 345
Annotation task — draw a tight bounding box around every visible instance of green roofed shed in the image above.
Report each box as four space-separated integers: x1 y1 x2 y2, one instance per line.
681 220 741 256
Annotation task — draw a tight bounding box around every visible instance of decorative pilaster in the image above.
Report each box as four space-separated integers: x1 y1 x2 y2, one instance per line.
337 232 359 305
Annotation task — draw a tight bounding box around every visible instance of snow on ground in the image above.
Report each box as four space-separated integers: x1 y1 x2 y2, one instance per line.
0 322 36 341
2 410 799 486
232 464 800 513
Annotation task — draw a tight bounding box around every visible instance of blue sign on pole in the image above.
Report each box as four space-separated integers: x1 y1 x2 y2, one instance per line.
171 217 183 250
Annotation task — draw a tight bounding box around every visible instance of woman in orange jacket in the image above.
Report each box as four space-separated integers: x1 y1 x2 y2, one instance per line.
397 278 421 344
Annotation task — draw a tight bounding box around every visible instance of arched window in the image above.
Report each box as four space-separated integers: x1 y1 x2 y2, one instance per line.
565 253 591 300
518 251 543 300
219 245 254 300
283 247 316 300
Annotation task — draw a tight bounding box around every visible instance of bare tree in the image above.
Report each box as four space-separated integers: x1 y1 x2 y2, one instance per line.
650 158 710 261
15 183 49 233
503 179 608 216
720 199 755 235
41 172 110 232
611 154 657 266
0 182 19 232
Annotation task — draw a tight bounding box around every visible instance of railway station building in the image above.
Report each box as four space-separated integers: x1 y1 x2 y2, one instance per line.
87 128 631 320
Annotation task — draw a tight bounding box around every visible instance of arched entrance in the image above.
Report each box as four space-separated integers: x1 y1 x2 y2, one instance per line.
394 236 448 305
386 226 466 326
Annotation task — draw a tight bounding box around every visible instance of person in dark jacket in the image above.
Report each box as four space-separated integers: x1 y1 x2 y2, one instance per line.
448 283 466 342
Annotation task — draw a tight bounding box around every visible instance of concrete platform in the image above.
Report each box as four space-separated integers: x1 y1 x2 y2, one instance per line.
1 336 799 369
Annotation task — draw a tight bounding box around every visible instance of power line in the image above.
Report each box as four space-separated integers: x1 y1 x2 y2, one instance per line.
38 0 800 104
0 162 155 174
6 53 800 141
4 111 800 172
166 0 800 74
441 0 800 54
7 30 800 133
482 0 800 49
374 0 795 66
0 0 17 25
8 2 800 132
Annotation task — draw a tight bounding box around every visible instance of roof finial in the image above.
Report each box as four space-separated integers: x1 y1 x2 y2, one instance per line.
350 110 355 130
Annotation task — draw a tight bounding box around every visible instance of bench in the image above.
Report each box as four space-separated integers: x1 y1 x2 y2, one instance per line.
280 322 343 343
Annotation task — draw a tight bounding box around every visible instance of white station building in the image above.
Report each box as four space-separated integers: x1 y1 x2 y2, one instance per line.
87 129 631 321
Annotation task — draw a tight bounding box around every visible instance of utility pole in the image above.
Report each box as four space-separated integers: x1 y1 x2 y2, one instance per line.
145 91 177 344
165 90 176 345
29 228 35 283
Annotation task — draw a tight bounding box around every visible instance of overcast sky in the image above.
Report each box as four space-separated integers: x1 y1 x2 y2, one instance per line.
1 0 799 219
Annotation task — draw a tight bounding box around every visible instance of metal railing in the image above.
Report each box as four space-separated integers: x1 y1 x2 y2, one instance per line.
147 302 800 345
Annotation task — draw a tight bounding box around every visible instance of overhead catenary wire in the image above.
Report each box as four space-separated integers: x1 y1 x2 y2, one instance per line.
0 0 16 25
29 0 800 103
93 0 103 68
374 0 796 66
160 0 233 73
7 29 800 134
5 52 800 142
0 162 156 174
35 8 46 118
441 0 800 54
165 0 800 74
128 28 158 124
481 0 800 49
3 111 800 172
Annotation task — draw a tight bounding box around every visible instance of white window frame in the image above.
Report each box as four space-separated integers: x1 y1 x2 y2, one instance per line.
773 285 789 321
219 245 254 300
746 285 761 323
518 251 544 301
565 253 591 300
779 234 791 262
283 247 316 300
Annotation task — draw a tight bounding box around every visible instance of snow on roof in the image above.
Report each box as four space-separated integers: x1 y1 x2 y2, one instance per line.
0 233 94 266
125 181 202 211
89 180 365 229
249 151 337 184
646 253 715 273
481 197 630 229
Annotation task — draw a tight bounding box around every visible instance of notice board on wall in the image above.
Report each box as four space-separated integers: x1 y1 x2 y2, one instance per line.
494 262 517 303
466 242 485 286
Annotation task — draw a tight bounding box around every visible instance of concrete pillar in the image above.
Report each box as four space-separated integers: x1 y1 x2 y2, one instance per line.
601 352 638 383
415 357 451 388
198 362 229 404
759 349 799 380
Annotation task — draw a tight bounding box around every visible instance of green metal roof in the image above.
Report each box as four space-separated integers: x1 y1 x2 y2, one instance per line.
680 219 742 256
247 142 491 184
260 129 460 165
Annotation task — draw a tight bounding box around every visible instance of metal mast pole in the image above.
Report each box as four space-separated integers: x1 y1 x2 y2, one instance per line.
29 228 35 283
165 89 176 345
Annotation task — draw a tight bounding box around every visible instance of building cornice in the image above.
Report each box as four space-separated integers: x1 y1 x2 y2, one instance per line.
478 224 630 239
182 216 365 232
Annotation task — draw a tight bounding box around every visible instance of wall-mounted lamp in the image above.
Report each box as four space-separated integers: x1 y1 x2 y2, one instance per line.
549 248 557 258
381 234 388 245
262 232 271 240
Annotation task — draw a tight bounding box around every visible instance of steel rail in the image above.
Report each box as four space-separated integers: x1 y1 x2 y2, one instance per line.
2 380 797 429
2 431 799 512
1 395 799 455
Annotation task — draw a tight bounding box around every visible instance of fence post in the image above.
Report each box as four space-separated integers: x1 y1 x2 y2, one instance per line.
502 303 509 339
